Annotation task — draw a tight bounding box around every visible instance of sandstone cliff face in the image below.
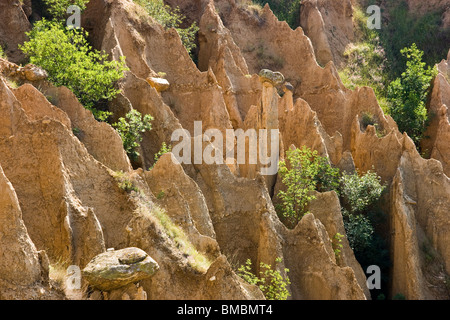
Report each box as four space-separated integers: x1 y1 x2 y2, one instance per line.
0 0 449 301
422 51 450 176
0 164 53 299
300 0 354 67
0 0 30 64
390 136 450 299
215 0 395 153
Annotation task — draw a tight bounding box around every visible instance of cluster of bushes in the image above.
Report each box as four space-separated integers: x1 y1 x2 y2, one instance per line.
21 19 128 121
276 146 339 228
387 44 437 147
276 145 390 298
112 109 154 161
341 1 445 149
21 0 127 121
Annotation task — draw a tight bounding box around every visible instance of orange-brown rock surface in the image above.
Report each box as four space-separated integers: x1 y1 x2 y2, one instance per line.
0 0 449 301
300 0 355 67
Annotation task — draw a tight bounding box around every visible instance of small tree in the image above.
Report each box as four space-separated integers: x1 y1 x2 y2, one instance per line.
113 110 153 161
149 142 172 170
42 0 89 21
340 170 385 215
238 258 291 300
20 19 128 121
276 146 339 228
339 170 388 275
387 44 437 146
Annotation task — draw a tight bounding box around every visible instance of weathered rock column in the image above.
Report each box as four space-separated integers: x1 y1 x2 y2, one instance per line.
257 69 283 191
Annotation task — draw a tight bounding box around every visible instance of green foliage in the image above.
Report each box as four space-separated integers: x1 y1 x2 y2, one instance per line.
114 171 140 194
0 45 5 59
340 170 385 215
252 0 302 29
339 169 390 298
134 0 199 57
42 0 89 21
338 6 388 112
156 190 165 200
377 293 386 300
150 142 172 170
393 293 406 300
377 0 449 81
277 146 340 228
387 44 438 146
333 233 344 261
113 110 153 161
238 258 291 300
20 19 128 120
149 205 212 273
361 112 376 129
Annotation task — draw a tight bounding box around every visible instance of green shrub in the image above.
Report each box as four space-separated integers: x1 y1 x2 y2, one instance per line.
393 293 406 300
333 233 344 261
361 112 376 128
276 146 339 228
134 0 199 57
238 258 291 300
338 5 388 112
340 170 385 215
342 210 374 254
339 169 390 298
150 142 172 170
42 0 89 21
113 171 140 194
387 44 437 146
113 109 153 161
20 19 128 121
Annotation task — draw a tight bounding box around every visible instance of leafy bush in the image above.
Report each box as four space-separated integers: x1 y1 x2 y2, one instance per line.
20 19 128 121
361 112 377 130
342 210 374 254
134 0 199 57
387 44 437 146
339 169 390 298
276 146 340 228
150 142 172 170
42 0 89 21
113 109 153 161
238 258 291 300
340 170 385 215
